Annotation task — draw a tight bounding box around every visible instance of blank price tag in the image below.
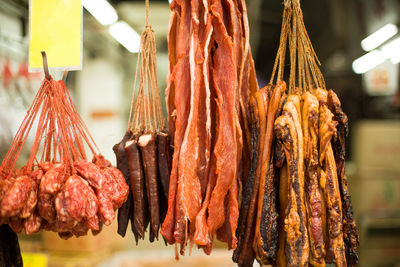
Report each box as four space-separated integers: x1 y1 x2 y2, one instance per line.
29 0 82 71
22 253 48 267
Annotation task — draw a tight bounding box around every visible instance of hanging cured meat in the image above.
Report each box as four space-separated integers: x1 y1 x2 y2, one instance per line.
233 0 359 266
0 53 129 237
114 3 170 243
327 90 359 266
162 0 258 257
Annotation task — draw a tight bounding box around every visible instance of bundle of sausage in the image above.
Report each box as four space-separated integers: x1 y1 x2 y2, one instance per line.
233 1 359 266
114 19 171 243
161 0 258 256
0 67 129 238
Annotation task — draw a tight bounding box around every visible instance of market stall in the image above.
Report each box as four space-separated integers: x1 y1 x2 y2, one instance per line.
1 0 400 266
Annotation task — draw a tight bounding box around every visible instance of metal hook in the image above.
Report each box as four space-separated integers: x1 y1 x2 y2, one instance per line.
41 51 51 80
62 71 69 82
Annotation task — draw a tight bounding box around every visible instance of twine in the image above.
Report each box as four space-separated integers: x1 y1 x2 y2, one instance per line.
127 0 164 134
270 0 326 93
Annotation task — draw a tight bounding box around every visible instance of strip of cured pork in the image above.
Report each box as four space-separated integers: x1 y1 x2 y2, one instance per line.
254 82 286 265
274 94 309 267
315 89 346 266
327 90 359 266
233 97 260 267
302 92 325 266
161 0 192 245
162 0 256 256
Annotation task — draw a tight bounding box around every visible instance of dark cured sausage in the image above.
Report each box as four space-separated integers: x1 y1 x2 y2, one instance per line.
157 131 171 234
113 130 133 238
139 133 160 240
157 131 171 200
125 136 146 239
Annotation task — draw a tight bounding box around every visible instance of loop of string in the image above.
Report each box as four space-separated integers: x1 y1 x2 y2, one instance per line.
270 0 325 93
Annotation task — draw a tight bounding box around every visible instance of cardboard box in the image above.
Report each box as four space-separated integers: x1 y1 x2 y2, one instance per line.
351 170 400 219
352 120 400 174
357 215 400 267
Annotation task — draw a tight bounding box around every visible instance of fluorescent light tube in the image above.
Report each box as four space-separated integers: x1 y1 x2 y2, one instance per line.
361 23 398 51
109 21 141 53
82 0 118 26
352 50 384 74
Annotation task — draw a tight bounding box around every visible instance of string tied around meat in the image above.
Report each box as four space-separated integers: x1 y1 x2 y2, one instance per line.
0 52 100 180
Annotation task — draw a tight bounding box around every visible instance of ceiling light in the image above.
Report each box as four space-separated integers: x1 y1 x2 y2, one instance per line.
352 50 385 74
361 23 398 51
82 0 118 26
109 21 141 53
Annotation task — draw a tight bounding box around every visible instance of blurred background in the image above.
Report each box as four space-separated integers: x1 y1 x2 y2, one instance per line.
0 0 399 266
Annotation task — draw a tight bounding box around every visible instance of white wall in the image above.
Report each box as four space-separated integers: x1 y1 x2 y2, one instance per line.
77 58 124 165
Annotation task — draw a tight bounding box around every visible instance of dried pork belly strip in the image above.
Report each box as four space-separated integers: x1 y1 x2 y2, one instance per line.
238 54 251 185
216 196 229 244
302 92 326 266
237 0 257 190
256 153 279 265
227 173 239 249
175 0 205 240
194 68 218 250
233 97 259 266
315 89 346 266
274 95 309 267
197 0 213 200
327 90 359 266
207 0 238 235
194 152 217 249
166 10 178 147
276 163 288 267
139 133 160 239
125 137 146 239
254 81 286 265
222 0 242 105
161 0 192 245
273 95 287 267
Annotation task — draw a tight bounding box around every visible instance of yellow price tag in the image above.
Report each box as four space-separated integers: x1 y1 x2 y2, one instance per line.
29 0 82 71
22 253 48 267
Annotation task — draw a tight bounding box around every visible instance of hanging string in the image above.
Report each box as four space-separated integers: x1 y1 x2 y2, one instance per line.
270 0 326 92
127 0 164 134
145 0 149 28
